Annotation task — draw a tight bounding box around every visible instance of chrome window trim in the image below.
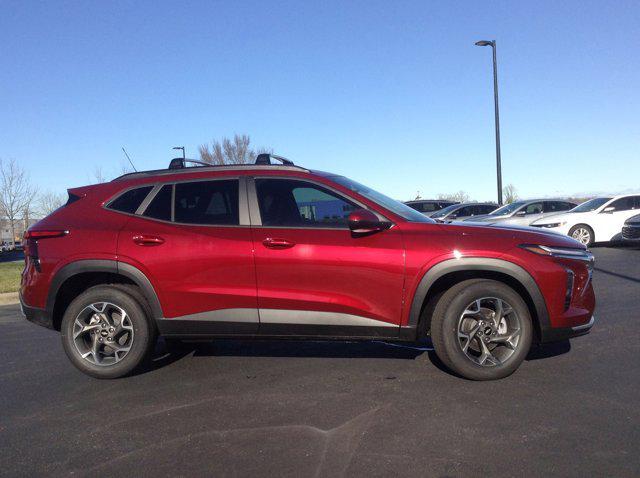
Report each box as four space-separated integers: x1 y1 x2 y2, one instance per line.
110 176 251 228
134 184 163 215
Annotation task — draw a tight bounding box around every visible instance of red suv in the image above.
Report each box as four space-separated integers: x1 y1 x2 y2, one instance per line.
21 155 596 380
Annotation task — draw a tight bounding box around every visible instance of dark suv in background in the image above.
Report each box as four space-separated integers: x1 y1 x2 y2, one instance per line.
21 155 596 381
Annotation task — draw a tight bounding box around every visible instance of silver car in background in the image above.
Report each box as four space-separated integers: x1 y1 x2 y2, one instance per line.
430 202 498 223
463 199 577 226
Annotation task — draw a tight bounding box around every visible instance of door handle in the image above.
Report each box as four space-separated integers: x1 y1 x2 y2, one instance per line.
262 237 295 249
132 234 165 246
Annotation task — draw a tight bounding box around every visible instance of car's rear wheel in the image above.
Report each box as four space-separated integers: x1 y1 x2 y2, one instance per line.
431 279 533 380
569 224 594 246
60 285 156 379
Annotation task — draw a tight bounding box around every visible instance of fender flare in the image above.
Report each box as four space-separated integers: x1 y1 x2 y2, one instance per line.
408 257 550 332
46 259 163 319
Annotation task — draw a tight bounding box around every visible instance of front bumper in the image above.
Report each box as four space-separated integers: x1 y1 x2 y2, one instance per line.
20 294 54 330
540 315 595 343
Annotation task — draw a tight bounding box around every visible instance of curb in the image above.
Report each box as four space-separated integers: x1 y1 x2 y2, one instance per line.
0 292 19 306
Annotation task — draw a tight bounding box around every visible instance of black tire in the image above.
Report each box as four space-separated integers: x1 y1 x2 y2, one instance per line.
60 285 156 379
568 224 594 247
431 279 533 381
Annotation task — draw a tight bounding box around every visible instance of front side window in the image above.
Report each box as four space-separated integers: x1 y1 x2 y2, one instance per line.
174 180 239 225
256 179 357 228
108 186 153 214
328 176 432 223
524 202 543 215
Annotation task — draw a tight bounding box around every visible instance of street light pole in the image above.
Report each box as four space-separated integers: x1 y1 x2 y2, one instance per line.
475 40 503 205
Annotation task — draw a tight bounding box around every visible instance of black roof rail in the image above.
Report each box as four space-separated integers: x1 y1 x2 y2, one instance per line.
112 153 304 181
168 158 213 169
255 153 294 166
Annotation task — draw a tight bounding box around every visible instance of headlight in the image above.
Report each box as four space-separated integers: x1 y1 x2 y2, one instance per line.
519 244 594 268
537 221 566 228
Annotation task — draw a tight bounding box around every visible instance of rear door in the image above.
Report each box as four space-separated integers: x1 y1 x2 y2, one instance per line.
117 177 259 333
248 177 405 337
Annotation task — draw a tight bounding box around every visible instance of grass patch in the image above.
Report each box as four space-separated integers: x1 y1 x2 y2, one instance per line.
0 261 24 293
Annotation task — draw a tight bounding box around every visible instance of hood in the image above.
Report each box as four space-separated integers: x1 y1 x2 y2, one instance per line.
626 213 640 225
438 221 585 249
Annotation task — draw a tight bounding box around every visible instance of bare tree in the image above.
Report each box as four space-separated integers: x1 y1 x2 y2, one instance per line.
0 158 35 246
37 190 66 217
437 191 470 203
199 134 271 165
92 166 107 183
503 184 518 204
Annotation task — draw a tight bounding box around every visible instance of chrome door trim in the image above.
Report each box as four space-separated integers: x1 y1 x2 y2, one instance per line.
258 309 396 327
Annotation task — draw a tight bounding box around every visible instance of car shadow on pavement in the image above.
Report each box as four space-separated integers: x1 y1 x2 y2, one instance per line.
142 337 570 376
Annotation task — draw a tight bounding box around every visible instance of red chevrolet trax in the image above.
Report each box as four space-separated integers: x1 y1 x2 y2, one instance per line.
21 155 596 380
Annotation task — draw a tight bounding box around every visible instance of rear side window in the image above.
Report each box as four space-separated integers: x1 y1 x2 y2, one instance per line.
174 180 239 225
143 185 172 221
107 186 153 214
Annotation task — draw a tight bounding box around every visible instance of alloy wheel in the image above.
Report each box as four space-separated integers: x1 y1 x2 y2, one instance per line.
571 227 591 245
457 297 522 367
72 302 134 366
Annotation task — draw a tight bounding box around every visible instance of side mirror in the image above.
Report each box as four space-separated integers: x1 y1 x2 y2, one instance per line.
348 209 390 235
602 206 615 213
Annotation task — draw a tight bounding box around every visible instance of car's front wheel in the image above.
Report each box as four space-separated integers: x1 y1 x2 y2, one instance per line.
60 285 156 379
569 224 594 246
431 279 533 380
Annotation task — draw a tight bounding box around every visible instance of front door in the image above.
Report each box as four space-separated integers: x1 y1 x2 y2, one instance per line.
248 177 405 337
592 196 640 241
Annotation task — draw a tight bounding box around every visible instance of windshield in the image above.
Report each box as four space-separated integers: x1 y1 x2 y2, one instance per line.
571 197 612 213
489 201 527 216
431 203 461 218
329 176 434 223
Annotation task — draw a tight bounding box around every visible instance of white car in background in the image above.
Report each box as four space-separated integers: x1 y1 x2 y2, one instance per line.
531 194 640 246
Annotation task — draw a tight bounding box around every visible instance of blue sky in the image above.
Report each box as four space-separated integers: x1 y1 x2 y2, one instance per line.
1 0 638 202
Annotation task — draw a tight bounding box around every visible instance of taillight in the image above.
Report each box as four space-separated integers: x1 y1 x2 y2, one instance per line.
23 230 68 272
24 230 68 240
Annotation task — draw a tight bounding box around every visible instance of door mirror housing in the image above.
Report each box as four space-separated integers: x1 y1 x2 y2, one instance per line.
602 206 615 213
348 209 390 235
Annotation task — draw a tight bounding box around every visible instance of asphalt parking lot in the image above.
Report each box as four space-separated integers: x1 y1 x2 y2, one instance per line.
1 246 639 477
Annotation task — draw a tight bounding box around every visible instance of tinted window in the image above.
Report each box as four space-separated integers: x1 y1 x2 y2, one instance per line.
256 179 357 227
143 185 172 221
174 180 239 225
572 197 611 213
456 206 475 217
524 202 543 215
544 201 573 213
609 196 640 212
108 186 153 214
476 205 497 215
